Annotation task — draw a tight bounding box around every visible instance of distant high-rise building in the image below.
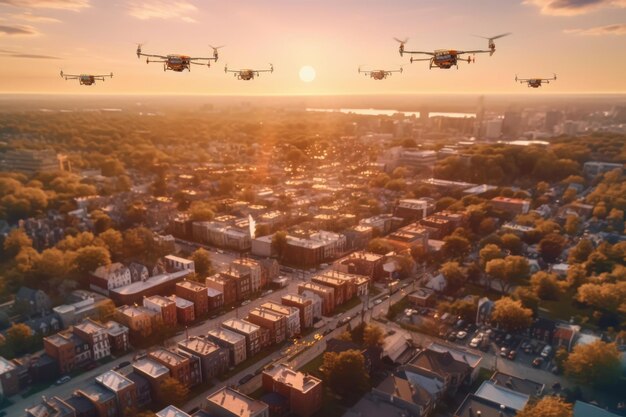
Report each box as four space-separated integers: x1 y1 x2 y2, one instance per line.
502 110 522 138
1 149 69 174
544 110 562 133
474 96 485 138
485 118 503 139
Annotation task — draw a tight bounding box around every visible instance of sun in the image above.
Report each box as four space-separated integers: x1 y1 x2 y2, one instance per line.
299 66 316 83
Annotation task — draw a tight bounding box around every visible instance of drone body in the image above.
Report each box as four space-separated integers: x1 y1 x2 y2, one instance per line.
60 71 113 85
516 74 557 88
396 33 510 70
136 44 222 72
225 64 273 80
359 67 403 80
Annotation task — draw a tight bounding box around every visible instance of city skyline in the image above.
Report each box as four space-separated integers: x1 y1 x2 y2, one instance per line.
1 0 625 94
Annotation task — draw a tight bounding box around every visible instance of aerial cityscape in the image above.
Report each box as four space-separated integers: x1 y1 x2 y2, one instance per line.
0 2 625 417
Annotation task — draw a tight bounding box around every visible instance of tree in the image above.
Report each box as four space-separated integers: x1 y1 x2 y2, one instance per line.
530 271 562 300
568 239 593 264
442 234 471 260
500 233 523 255
191 248 212 277
363 324 385 349
480 244 504 268
99 229 124 260
2 228 32 259
516 396 572 417
564 215 581 236
35 248 69 283
485 258 506 290
564 341 621 387
255 223 271 237
440 261 467 294
5 323 36 356
271 230 288 260
91 210 114 234
576 281 626 313
539 233 567 263
491 297 533 331
158 377 189 407
189 201 215 222
367 238 394 255
123 227 155 260
566 264 587 289
437 298 477 321
322 350 369 397
74 245 111 274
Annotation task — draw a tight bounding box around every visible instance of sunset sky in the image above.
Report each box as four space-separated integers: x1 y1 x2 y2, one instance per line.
0 0 625 94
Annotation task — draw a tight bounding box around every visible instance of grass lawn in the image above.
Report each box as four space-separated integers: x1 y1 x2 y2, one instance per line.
538 288 597 328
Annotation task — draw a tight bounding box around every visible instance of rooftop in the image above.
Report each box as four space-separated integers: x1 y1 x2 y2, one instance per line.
222 318 260 335
490 371 545 397
95 370 133 392
133 358 170 379
474 381 529 411
168 295 194 309
178 337 221 356
112 270 190 296
177 280 207 291
263 364 321 393
454 394 517 417
145 295 176 308
157 405 191 417
165 255 194 264
248 307 287 323
206 387 268 417
78 382 116 403
0 356 16 374
208 328 246 345
150 348 187 367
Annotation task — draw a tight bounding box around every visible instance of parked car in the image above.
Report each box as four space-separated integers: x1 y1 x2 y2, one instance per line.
374 299 383 305
55 376 71 385
532 357 544 367
500 347 509 357
456 331 468 340
508 350 517 360
447 331 457 341
540 345 553 358
469 335 482 348
114 361 131 370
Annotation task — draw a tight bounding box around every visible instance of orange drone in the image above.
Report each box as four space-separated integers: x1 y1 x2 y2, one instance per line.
60 70 113 85
395 33 510 69
515 74 557 88
136 44 223 72
225 64 273 80
358 66 403 80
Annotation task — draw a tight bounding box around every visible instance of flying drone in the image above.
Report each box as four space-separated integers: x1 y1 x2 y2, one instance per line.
515 74 557 88
136 44 223 72
394 33 510 69
60 70 113 85
358 66 403 80
225 64 273 80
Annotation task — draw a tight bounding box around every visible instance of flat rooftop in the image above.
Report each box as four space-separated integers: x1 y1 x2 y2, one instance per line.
133 358 170 379
206 387 267 417
263 364 321 393
177 280 207 291
455 394 517 417
95 370 133 392
112 270 190 296
474 381 529 411
157 405 191 417
222 318 260 335
249 307 287 322
150 348 187 367
208 328 246 345
178 337 221 356
78 382 116 403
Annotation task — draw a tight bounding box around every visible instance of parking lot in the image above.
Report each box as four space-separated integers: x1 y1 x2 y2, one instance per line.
398 307 558 373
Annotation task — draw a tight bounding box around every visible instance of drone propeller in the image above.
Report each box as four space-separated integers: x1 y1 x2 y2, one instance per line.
394 37 408 56
136 43 145 58
269 63 274 73
209 44 224 60
60 70 64 78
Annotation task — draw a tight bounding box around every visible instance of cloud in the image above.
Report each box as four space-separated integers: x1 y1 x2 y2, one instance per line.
565 23 626 35
0 24 37 35
128 0 197 22
9 12 61 22
0 47 59 58
524 0 626 16
0 0 89 10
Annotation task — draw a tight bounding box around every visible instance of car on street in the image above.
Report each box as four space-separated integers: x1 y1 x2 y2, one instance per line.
500 347 509 357
508 350 517 360
114 361 131 370
55 376 71 385
456 331 468 340
447 331 457 341
532 357 544 367
374 299 383 305
242 300 251 306
469 335 482 348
